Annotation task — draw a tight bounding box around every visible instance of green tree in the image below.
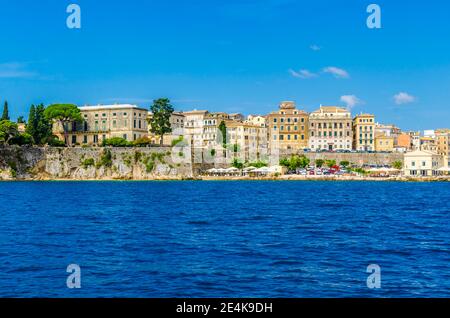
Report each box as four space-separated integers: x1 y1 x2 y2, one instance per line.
148 98 174 146
340 160 350 168
0 120 19 144
315 159 325 168
1 101 9 121
326 159 337 168
10 132 33 146
26 105 36 140
218 121 227 147
392 160 403 170
27 104 54 145
44 104 82 144
35 104 52 144
279 155 310 170
232 158 244 169
102 137 132 147
17 116 25 124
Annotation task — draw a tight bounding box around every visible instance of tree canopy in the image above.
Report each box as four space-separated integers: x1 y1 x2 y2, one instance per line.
148 98 174 146
0 120 19 144
44 104 82 123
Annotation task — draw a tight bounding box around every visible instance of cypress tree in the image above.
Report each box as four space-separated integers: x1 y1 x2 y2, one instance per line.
35 104 52 144
1 101 9 121
26 105 37 142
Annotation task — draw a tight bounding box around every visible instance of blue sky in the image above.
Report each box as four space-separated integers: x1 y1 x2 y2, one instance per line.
0 0 449 130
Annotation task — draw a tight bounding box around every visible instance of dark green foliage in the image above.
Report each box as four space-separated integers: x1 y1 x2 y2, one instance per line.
232 158 244 169
102 137 132 147
26 104 53 145
10 132 33 146
339 160 350 167
0 120 19 144
248 160 268 168
148 98 174 146
392 160 403 170
280 155 310 170
17 116 25 124
315 159 325 168
325 159 337 168
1 101 9 121
132 137 152 147
81 158 95 169
97 149 113 168
44 104 82 143
218 121 227 147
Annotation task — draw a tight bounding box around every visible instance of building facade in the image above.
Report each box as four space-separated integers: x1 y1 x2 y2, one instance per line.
226 121 268 161
183 110 209 147
375 134 394 152
267 101 309 151
308 106 353 151
352 114 375 151
56 104 149 146
403 150 445 177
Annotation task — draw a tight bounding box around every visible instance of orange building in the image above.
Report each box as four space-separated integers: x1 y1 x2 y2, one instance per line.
397 133 412 150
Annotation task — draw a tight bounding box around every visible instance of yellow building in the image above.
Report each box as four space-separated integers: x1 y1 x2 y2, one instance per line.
57 104 149 146
375 134 395 152
267 101 309 151
226 121 268 161
353 113 375 151
308 106 353 151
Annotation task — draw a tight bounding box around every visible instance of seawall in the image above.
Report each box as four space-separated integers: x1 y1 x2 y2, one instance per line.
0 146 193 180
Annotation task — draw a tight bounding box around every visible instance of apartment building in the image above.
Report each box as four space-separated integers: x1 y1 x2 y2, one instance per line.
308 106 353 151
183 110 209 147
353 113 375 151
267 101 309 151
202 112 230 147
226 121 268 161
56 104 149 145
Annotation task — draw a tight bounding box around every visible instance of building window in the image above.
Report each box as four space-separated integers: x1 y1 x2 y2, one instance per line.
83 135 87 144
71 135 77 144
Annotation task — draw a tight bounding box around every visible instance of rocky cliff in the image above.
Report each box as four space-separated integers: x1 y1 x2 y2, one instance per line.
0 146 194 180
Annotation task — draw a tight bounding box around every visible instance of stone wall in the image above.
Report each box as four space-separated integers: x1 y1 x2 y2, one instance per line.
0 146 405 180
0 146 193 180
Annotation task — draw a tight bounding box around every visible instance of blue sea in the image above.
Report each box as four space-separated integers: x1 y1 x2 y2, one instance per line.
0 181 449 298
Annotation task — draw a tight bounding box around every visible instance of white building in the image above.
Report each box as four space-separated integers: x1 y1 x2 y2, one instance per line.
403 150 445 177
308 106 353 151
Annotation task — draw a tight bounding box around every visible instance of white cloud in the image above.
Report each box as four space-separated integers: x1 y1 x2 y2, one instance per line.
323 66 350 79
393 92 416 105
310 44 321 51
288 69 318 79
0 62 37 78
340 95 362 110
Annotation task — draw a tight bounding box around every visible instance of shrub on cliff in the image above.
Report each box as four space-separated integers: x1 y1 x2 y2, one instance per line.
97 149 113 168
102 137 132 147
9 132 33 146
81 158 95 169
132 137 153 147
